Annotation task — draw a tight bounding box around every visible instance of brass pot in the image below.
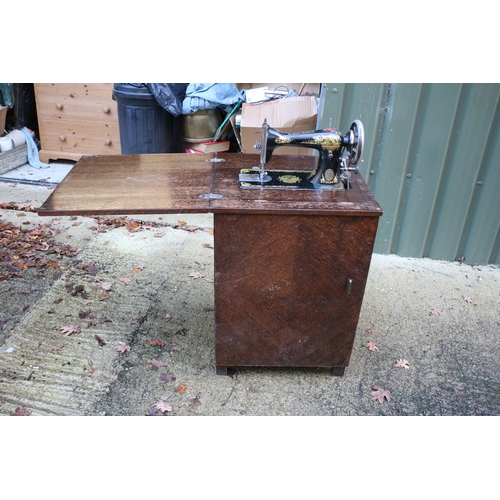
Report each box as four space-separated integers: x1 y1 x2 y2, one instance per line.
181 108 221 143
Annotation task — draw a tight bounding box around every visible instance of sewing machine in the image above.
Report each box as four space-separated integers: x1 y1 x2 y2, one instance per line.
239 119 364 190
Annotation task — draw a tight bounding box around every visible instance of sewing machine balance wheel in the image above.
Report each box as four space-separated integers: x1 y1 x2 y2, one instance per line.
348 119 364 165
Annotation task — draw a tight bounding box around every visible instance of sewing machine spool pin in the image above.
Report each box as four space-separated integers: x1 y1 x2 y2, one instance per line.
240 119 364 190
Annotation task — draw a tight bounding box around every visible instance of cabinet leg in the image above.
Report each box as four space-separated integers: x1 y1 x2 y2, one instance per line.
216 366 228 375
332 367 345 377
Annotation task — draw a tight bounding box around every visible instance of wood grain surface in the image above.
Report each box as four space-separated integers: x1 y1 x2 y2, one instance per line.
214 212 380 368
39 153 382 217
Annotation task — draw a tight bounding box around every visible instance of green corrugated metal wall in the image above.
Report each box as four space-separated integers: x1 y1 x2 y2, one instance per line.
319 83 500 265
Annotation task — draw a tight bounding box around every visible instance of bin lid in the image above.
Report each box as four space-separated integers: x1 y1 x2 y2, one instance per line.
112 83 154 100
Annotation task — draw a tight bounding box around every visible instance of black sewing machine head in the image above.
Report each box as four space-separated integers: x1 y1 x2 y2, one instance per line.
238 119 364 190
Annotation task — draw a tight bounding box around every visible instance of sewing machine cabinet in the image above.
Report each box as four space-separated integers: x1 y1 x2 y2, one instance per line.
39 153 382 375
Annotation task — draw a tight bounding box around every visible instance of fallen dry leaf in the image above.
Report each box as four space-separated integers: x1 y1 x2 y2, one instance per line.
188 393 202 412
101 282 112 291
169 345 184 352
148 338 165 347
365 328 378 334
430 308 443 316
60 324 81 336
146 359 166 370
152 400 172 413
177 383 187 394
119 277 131 285
189 271 204 279
95 335 106 347
116 342 131 353
371 386 391 403
395 359 410 369
11 406 31 416
48 343 64 354
463 295 473 303
366 341 378 352
160 373 176 383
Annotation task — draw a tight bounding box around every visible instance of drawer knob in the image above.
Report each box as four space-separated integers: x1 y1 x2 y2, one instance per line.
59 135 66 142
56 103 64 110
103 107 110 114
104 139 112 146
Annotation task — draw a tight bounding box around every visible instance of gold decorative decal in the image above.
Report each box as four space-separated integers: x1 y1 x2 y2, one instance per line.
320 173 338 184
275 137 292 144
278 175 301 184
275 135 341 151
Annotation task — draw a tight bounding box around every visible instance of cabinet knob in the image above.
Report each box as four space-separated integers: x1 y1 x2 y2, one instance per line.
56 103 64 110
104 139 112 146
59 135 66 142
103 107 110 114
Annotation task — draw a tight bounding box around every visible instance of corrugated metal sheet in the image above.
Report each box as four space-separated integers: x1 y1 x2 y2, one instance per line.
319 83 500 265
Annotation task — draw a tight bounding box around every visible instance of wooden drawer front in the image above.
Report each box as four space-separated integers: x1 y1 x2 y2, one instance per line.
34 83 120 160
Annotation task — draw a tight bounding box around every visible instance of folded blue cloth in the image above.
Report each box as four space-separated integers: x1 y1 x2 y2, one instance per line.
182 83 244 115
21 127 49 169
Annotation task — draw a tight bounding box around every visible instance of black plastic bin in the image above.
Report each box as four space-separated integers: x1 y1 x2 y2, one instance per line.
112 83 179 154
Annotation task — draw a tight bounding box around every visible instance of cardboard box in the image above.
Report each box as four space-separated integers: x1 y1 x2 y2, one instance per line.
239 96 318 156
0 105 8 134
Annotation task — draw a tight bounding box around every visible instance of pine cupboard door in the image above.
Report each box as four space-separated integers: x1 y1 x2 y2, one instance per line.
34 83 121 162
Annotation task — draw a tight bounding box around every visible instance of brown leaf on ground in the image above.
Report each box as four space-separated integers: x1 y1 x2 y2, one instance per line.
188 393 201 411
189 271 204 279
116 342 131 353
146 359 166 370
431 308 443 315
95 335 106 347
395 359 410 369
152 400 172 413
148 338 165 347
177 384 187 394
371 386 391 403
160 373 176 383
169 345 184 352
48 343 64 354
60 324 81 336
463 295 473 303
366 341 378 352
12 406 31 416
365 328 378 334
